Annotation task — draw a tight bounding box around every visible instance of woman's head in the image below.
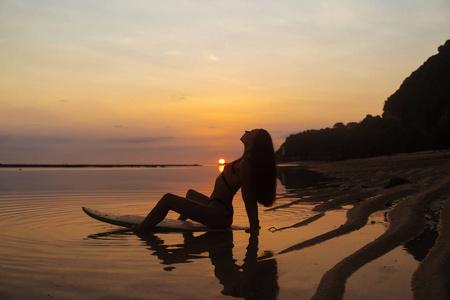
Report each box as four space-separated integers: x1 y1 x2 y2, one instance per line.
243 129 277 207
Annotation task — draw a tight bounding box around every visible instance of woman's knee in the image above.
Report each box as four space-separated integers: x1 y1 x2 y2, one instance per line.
186 189 197 198
159 193 176 206
162 193 176 199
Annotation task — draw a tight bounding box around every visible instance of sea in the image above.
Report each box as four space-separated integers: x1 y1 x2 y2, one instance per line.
0 165 418 299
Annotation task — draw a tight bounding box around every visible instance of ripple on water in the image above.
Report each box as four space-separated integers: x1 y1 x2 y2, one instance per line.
0 192 156 290
0 188 340 300
0 192 155 250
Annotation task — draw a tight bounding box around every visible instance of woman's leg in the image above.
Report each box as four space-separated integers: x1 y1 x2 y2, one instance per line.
178 189 210 220
135 193 228 232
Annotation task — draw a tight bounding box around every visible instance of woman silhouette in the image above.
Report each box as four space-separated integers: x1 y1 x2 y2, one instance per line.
134 129 277 234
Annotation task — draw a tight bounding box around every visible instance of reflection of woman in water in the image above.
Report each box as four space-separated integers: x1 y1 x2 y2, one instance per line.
134 129 277 234
139 231 279 299
209 233 279 299
88 230 279 298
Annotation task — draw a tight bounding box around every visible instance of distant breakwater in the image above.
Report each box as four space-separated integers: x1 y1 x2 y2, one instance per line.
0 164 202 168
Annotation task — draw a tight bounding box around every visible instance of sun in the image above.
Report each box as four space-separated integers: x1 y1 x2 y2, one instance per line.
218 158 226 165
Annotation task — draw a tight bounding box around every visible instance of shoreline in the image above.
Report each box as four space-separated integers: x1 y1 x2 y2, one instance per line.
278 151 450 300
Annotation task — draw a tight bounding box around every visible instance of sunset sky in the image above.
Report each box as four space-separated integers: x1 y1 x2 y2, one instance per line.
1 0 450 164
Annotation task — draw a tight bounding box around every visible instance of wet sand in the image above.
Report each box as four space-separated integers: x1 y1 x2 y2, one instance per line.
275 150 450 300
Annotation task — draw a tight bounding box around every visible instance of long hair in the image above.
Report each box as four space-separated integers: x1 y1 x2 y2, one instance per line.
250 129 277 207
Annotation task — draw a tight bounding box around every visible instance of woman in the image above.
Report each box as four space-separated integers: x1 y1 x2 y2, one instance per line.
134 129 277 234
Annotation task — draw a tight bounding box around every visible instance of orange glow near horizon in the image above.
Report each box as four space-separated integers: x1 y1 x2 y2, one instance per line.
1 1 448 164
218 158 226 165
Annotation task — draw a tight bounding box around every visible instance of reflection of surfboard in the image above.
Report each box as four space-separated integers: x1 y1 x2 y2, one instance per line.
82 207 248 232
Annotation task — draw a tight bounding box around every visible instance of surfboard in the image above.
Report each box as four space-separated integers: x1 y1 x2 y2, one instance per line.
82 207 249 232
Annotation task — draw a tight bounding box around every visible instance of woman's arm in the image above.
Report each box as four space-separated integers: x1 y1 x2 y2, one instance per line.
239 159 260 233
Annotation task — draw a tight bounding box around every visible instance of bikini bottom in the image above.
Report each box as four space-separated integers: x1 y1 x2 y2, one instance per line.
208 198 233 226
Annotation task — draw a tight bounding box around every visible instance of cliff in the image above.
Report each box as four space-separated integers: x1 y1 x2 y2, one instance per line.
383 39 450 146
278 39 450 162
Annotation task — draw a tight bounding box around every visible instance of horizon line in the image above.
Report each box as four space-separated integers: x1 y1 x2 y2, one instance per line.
0 163 203 168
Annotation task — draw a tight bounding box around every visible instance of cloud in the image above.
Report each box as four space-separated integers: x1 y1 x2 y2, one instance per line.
101 136 175 144
0 135 12 143
113 125 137 129
170 93 187 101
0 134 178 163
165 50 183 56
206 54 218 61
0 134 174 145
6 135 74 144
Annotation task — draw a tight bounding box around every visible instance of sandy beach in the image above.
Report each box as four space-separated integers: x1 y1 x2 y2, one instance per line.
274 150 450 300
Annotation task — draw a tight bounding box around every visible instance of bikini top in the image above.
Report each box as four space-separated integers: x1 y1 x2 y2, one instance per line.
220 160 241 194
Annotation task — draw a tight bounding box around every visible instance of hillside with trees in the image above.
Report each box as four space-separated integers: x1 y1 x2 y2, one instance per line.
277 39 450 162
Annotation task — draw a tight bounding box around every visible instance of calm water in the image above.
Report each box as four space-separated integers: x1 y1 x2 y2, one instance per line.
0 166 418 299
